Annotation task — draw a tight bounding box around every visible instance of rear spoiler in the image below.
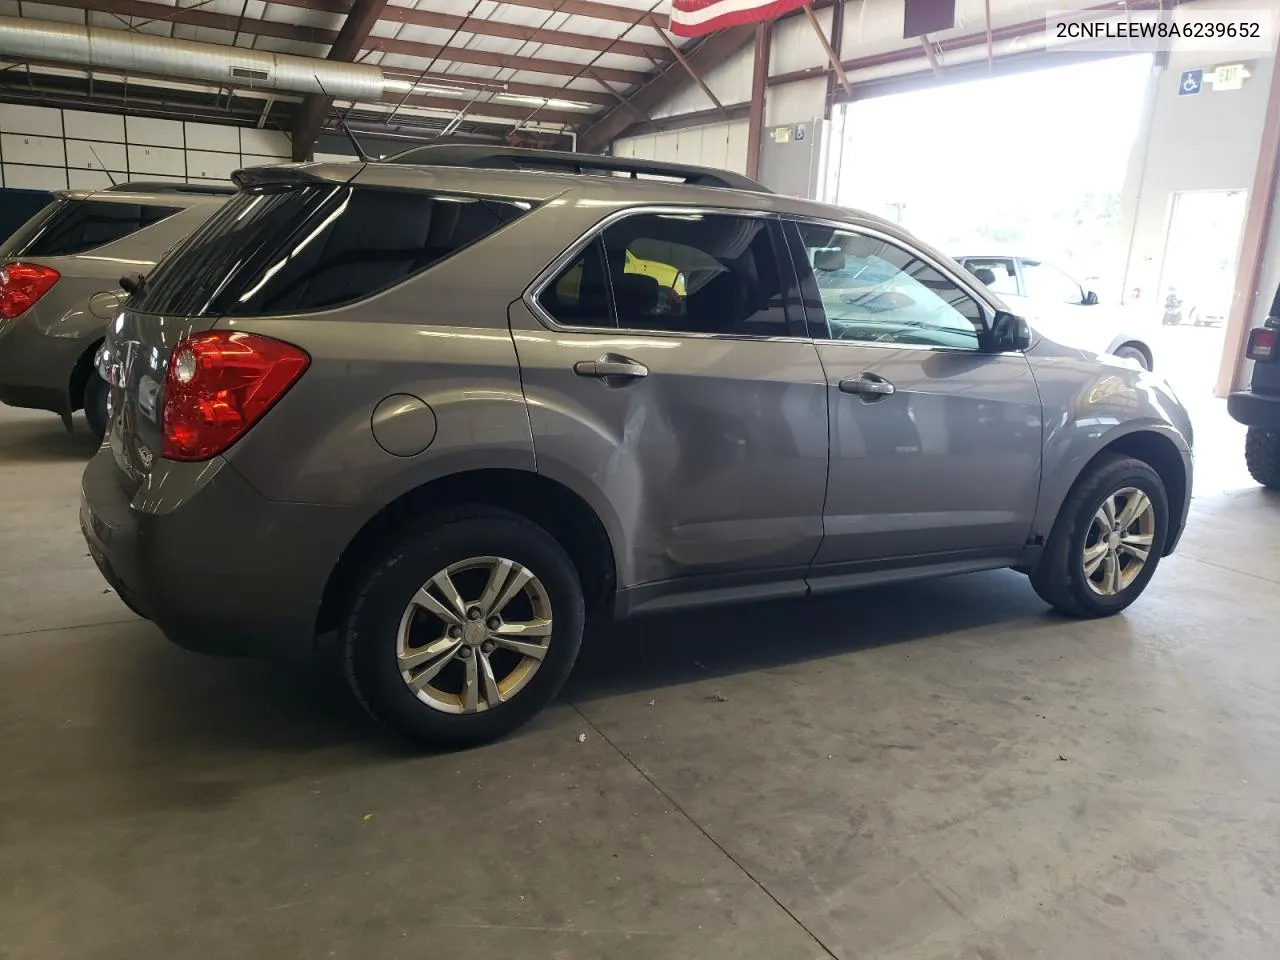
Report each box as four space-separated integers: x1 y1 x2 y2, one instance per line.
231 162 364 191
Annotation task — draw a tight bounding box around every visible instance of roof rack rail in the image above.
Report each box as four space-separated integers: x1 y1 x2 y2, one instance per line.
104 181 238 196
383 144 771 194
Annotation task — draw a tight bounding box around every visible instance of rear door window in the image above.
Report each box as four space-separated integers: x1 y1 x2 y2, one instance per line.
130 185 532 317
538 212 796 337
4 199 183 258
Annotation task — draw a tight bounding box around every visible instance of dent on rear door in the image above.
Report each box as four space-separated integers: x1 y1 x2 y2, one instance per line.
507 298 829 590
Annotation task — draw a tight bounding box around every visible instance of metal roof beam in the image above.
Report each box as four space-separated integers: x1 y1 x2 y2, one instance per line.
292 0 389 160
577 23 755 153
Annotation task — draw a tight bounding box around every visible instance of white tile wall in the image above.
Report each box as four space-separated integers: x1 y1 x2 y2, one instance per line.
0 103 63 137
125 116 185 148
239 128 291 156
128 144 186 176
1 133 66 167
184 121 241 153
65 139 127 172
63 110 125 142
4 164 68 190
68 169 117 191
185 150 240 181
0 104 292 193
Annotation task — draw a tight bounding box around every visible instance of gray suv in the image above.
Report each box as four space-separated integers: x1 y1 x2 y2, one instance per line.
0 182 230 437
80 147 1194 746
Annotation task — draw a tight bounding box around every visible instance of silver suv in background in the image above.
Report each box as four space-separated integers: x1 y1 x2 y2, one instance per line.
956 254 1155 371
0 182 231 437
80 147 1193 747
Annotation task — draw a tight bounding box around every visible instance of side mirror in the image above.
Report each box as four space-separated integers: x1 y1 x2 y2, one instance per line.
1083 290 1099 305
989 310 1031 352
119 272 147 297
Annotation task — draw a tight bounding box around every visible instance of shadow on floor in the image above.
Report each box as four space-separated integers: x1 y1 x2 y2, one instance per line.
0 411 98 463
567 568 1053 701
112 639 399 760
95 570 1053 765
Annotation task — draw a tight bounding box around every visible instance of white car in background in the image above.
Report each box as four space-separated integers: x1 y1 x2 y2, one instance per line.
955 254 1155 370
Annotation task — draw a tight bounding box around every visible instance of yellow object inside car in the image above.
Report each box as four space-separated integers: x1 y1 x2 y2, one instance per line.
624 249 686 296
552 249 687 308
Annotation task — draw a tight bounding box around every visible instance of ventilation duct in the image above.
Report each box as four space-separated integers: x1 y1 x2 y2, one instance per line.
0 15 391 102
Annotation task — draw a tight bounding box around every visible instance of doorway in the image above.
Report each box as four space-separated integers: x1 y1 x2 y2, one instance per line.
1155 189 1248 398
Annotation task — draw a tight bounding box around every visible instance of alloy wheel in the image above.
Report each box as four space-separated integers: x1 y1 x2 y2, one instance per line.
1081 487 1156 596
396 556 553 714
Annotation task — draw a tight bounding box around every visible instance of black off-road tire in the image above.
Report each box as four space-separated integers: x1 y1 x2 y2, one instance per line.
1030 454 1169 618
1245 428 1280 489
83 373 109 441
342 507 585 748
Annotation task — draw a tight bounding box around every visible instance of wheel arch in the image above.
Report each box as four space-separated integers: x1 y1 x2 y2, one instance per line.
66 336 104 412
1112 339 1154 371
1068 429 1188 558
316 468 618 636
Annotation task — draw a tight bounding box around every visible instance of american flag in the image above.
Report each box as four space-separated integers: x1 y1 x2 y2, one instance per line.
668 0 809 38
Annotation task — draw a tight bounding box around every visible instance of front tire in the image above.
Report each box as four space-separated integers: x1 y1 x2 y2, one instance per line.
1245 428 1280 489
342 508 585 748
1031 454 1169 618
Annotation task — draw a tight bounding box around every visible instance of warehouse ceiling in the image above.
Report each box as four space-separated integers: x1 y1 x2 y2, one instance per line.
0 0 1151 157
0 0 713 154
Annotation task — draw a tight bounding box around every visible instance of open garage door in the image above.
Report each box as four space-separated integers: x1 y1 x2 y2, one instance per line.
828 54 1154 302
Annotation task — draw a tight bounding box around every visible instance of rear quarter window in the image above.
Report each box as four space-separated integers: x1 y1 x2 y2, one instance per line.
129 184 534 317
4 199 183 258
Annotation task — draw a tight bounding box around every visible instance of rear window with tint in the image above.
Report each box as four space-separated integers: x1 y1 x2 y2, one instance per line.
128 184 533 317
4 199 183 258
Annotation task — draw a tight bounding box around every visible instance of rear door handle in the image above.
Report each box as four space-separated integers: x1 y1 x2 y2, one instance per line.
573 355 649 381
839 373 895 398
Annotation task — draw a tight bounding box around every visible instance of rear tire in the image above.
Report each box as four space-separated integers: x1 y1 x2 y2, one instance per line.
342 507 585 748
1245 428 1280 489
82 373 109 441
1030 454 1169 618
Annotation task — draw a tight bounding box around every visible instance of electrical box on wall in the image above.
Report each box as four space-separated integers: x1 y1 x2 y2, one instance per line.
757 119 832 201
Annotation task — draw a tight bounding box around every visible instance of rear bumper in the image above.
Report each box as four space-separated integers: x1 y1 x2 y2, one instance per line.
80 448 364 662
0 316 89 414
1228 390 1280 430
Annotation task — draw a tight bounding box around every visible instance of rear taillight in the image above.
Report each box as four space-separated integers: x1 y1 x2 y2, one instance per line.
162 331 309 461
1246 327 1277 362
0 262 60 319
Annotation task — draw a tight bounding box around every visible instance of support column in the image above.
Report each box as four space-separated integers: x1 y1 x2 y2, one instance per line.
746 22 770 180
1215 36 1280 396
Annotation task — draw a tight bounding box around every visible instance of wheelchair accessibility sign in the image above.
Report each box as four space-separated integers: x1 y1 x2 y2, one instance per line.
1179 68 1203 96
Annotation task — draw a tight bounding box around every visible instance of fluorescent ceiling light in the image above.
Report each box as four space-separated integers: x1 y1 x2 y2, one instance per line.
495 93 595 110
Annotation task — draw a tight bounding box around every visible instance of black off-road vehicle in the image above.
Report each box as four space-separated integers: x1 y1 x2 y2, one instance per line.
1228 282 1280 488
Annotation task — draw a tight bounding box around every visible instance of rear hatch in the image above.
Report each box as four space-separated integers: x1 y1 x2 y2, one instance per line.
103 176 345 488
0 192 194 336
104 164 538 489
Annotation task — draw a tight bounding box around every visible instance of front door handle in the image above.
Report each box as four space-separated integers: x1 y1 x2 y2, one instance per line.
573 355 649 381
839 373 895 399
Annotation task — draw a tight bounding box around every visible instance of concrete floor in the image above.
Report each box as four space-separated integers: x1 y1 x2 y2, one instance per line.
2 401 1278 960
